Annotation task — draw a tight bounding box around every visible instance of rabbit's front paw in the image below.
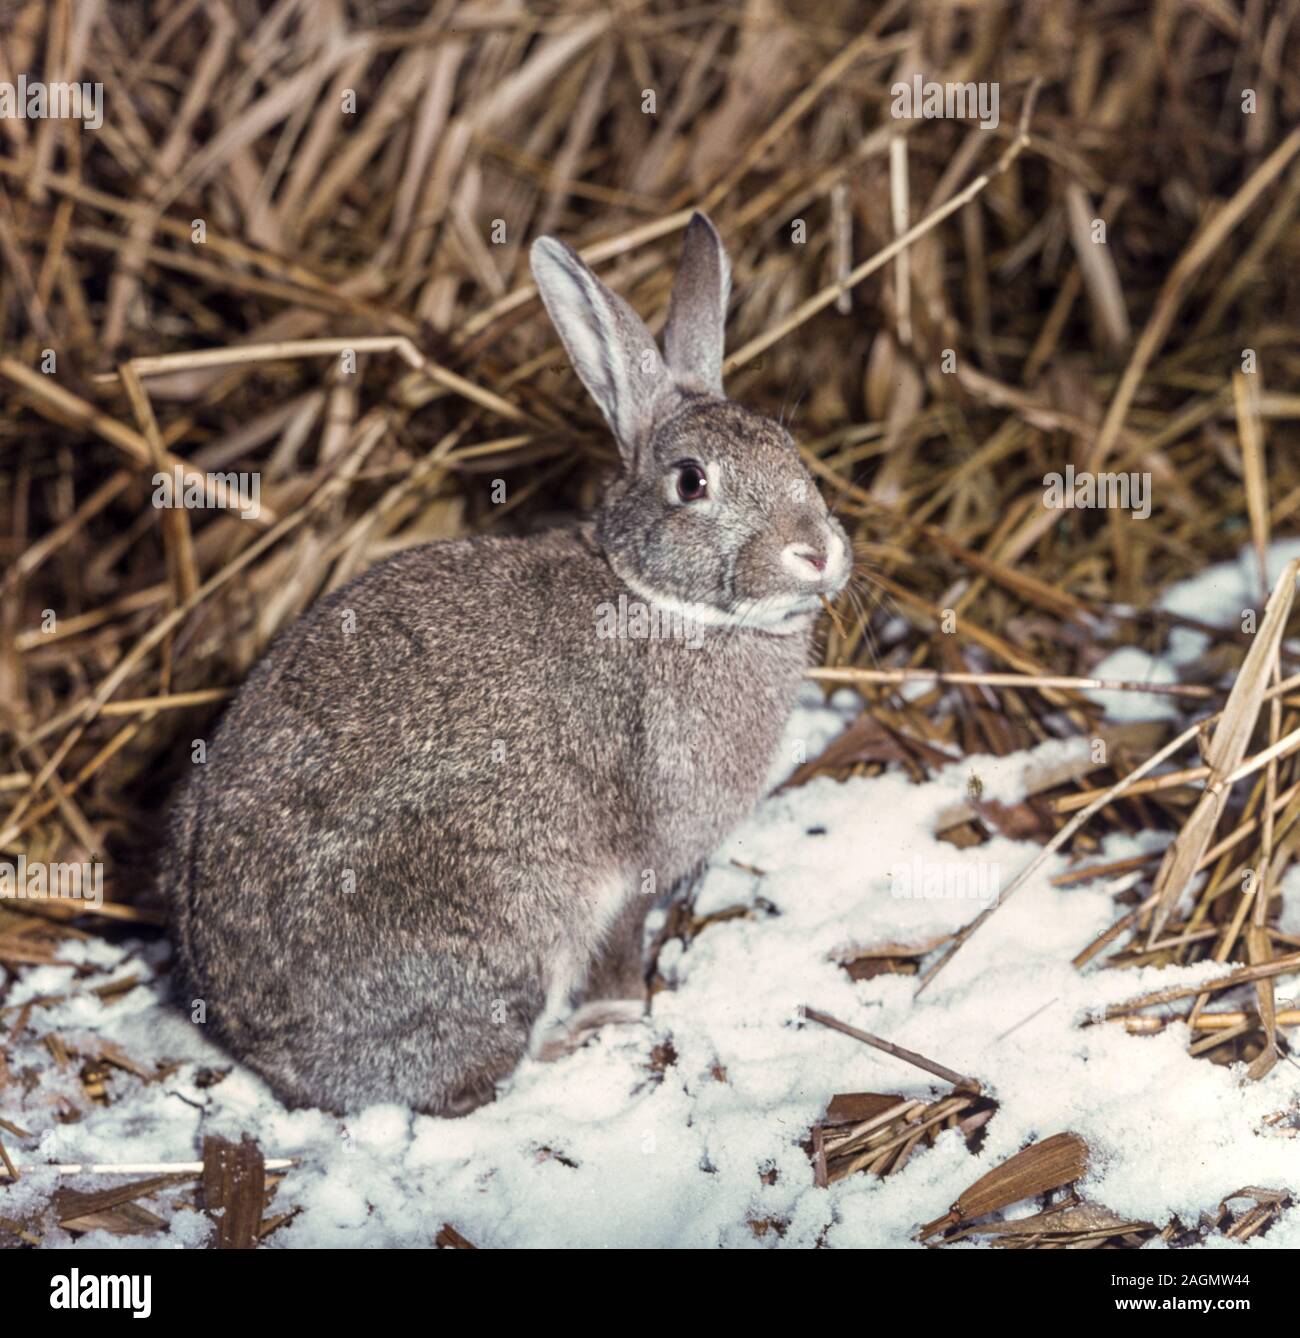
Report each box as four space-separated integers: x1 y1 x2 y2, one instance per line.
532 998 646 1062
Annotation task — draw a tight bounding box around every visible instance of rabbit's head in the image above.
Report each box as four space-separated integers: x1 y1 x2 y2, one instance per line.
531 213 850 634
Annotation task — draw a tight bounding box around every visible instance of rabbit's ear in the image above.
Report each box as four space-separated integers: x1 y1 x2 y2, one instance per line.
530 236 669 463
663 212 731 396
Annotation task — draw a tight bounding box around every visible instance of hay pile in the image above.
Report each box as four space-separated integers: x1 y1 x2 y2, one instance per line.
2 0 1299 1246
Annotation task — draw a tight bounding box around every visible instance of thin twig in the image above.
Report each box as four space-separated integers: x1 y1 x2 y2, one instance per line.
801 1006 980 1091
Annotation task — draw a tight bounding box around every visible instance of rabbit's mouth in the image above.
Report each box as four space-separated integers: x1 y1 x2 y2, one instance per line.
721 528 850 631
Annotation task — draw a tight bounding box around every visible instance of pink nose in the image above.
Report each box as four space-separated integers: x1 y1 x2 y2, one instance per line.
800 551 827 573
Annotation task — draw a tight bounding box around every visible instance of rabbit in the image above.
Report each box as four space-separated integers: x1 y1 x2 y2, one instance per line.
161 212 851 1115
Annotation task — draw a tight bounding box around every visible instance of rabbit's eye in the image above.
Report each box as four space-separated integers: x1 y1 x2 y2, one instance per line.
676 463 709 502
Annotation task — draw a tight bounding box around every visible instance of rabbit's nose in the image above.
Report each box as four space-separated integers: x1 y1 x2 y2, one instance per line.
784 543 828 579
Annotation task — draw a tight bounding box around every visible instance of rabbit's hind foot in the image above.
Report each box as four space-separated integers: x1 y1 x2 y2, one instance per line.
532 998 647 1063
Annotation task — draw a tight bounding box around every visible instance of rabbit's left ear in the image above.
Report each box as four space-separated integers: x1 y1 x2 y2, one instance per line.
663 212 731 396
530 235 670 466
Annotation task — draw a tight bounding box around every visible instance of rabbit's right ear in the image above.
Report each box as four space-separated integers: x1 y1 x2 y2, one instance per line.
531 237 670 465
663 212 731 396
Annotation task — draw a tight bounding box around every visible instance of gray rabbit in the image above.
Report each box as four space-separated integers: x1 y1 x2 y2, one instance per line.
162 213 850 1114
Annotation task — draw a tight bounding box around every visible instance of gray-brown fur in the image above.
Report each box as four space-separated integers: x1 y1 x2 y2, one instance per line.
162 213 849 1114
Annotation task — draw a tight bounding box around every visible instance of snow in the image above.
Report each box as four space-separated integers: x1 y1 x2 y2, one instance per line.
1083 540 1300 720
1159 536 1300 667
1087 647 1181 723
6 545 1300 1249
1280 866 1300 937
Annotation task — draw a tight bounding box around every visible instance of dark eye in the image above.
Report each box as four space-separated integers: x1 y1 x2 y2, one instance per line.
676 463 709 502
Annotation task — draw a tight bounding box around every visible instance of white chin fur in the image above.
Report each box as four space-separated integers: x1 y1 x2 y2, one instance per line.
610 564 819 635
